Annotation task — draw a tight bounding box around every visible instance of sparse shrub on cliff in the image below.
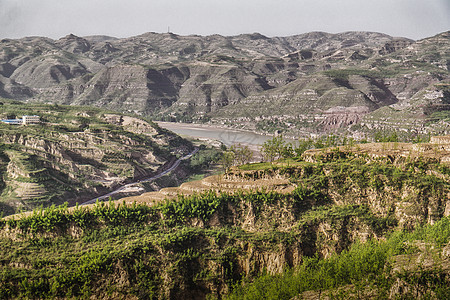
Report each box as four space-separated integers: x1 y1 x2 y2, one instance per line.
227 216 450 300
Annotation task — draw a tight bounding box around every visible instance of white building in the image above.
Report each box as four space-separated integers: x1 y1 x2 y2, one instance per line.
22 115 40 125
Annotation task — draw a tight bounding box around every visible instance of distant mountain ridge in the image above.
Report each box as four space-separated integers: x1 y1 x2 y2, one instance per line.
0 30 448 138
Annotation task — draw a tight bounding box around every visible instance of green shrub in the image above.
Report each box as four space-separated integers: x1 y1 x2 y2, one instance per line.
227 217 450 300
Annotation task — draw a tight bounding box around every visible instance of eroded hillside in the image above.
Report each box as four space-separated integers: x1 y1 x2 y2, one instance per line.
0 31 448 137
124 137 450 228
0 99 194 215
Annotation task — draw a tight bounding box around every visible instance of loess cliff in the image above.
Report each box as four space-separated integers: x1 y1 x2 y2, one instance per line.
0 138 449 299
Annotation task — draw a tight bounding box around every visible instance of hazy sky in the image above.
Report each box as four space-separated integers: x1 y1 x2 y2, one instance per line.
1 0 449 40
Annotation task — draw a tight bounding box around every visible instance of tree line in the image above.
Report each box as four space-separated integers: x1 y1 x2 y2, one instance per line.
219 130 433 169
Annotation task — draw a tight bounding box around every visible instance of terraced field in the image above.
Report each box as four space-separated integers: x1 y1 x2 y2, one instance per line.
121 172 296 205
2 137 449 299
121 136 450 206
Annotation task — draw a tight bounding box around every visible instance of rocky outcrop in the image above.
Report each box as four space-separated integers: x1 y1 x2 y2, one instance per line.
431 135 450 146
320 106 369 129
378 38 414 55
55 34 91 54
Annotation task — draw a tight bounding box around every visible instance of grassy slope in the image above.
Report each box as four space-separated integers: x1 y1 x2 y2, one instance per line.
0 151 449 299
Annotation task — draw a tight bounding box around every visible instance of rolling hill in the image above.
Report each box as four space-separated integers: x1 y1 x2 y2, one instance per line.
0 30 448 138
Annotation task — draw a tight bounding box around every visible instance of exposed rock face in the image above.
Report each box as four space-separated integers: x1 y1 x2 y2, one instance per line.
320 106 368 129
0 30 448 137
378 38 414 55
431 135 450 147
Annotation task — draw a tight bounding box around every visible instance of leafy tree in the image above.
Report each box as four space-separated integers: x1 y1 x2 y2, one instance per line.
230 143 253 165
220 151 235 171
294 138 314 156
260 136 285 162
281 142 295 159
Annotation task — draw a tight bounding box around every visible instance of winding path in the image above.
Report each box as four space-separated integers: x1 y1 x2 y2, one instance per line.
80 148 199 205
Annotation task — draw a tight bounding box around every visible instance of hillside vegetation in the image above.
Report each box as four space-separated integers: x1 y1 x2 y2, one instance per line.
0 99 194 216
1 142 449 299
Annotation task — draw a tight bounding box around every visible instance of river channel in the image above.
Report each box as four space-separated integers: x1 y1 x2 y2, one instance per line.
81 123 291 204
157 122 275 147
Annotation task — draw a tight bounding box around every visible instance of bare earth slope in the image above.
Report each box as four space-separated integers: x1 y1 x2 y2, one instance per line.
0 31 448 137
